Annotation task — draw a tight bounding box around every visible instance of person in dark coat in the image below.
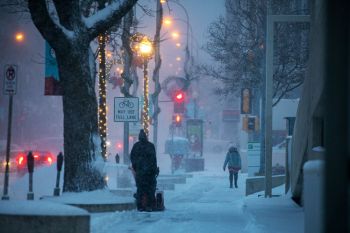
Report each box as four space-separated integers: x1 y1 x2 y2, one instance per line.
223 146 242 188
130 129 158 211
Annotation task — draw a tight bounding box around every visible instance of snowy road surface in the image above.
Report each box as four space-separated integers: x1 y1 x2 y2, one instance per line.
91 171 303 233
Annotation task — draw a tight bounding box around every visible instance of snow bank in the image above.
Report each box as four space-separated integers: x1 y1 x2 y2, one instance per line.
0 200 88 216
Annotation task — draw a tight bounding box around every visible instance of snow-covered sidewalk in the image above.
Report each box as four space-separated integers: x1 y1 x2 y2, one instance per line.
91 171 304 233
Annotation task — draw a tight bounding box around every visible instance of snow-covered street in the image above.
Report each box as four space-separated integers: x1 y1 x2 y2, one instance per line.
92 171 303 233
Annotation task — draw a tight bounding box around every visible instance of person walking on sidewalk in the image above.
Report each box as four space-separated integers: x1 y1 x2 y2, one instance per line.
130 129 159 211
223 146 242 188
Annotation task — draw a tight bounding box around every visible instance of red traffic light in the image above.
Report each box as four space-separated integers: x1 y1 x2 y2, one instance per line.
174 91 185 103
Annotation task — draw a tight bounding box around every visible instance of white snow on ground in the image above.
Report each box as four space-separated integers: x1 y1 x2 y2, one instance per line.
0 152 304 233
44 189 134 204
91 171 304 233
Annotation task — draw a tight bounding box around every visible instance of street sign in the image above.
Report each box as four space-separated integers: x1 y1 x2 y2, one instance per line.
3 64 18 95
114 97 139 122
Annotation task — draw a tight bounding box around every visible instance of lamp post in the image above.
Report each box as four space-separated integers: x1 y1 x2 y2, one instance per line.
162 0 191 79
131 33 154 136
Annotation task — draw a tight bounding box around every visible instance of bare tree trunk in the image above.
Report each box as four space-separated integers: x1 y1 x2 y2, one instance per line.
151 0 163 148
27 0 138 192
58 45 104 192
120 9 134 164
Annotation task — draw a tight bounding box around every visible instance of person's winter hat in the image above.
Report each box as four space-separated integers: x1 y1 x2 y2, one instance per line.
139 129 148 142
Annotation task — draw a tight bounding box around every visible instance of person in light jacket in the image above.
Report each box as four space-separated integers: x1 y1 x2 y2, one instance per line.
223 146 242 188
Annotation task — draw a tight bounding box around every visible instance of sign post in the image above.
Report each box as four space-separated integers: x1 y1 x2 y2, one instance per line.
2 64 18 200
114 97 139 164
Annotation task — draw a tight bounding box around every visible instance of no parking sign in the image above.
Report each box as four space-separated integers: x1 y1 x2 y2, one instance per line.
3 64 18 95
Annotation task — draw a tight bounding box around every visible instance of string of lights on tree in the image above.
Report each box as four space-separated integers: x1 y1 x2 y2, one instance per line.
98 34 108 159
130 33 154 136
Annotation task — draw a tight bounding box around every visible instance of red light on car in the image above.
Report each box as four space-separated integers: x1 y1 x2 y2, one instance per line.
47 157 53 164
18 156 24 165
117 143 123 149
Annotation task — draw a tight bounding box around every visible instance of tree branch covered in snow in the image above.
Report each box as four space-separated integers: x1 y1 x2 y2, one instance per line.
84 0 138 41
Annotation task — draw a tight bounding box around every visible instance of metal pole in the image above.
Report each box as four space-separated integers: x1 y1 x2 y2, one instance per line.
2 94 14 200
53 171 61 196
265 13 310 198
265 6 273 197
27 173 34 200
123 123 130 164
285 136 291 194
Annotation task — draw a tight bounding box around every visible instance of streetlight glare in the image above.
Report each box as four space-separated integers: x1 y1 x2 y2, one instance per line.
176 42 181 47
139 38 153 55
163 17 172 26
172 32 180 39
15 32 24 42
176 56 181 61
160 0 166 3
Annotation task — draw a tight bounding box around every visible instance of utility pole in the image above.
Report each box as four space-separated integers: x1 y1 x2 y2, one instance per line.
265 0 273 198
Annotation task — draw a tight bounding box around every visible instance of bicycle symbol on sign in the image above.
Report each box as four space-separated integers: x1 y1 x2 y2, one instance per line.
119 99 134 108
6 66 16 81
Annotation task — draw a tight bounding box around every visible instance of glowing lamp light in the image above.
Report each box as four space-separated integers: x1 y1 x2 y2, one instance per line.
176 57 181 61
139 37 153 56
172 32 180 39
15 32 24 42
163 18 172 26
160 0 166 3
47 157 53 164
176 43 181 47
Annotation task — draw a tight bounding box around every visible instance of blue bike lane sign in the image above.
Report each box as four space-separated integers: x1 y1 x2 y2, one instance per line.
3 64 18 95
114 97 139 122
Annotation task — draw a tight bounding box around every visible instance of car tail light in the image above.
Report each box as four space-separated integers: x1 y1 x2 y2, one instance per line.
33 153 40 159
16 153 26 166
47 156 53 164
18 156 24 165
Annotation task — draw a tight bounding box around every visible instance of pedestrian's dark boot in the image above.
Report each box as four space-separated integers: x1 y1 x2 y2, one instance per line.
229 173 233 188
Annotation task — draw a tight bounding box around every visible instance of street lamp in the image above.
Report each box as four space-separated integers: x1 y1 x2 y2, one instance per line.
131 33 154 136
15 32 25 43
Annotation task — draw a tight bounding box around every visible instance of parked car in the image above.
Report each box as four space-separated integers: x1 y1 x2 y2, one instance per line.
0 150 56 176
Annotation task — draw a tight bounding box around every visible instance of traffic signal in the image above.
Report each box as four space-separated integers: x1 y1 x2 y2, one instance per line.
247 117 255 130
242 115 259 131
173 90 185 113
173 114 182 127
